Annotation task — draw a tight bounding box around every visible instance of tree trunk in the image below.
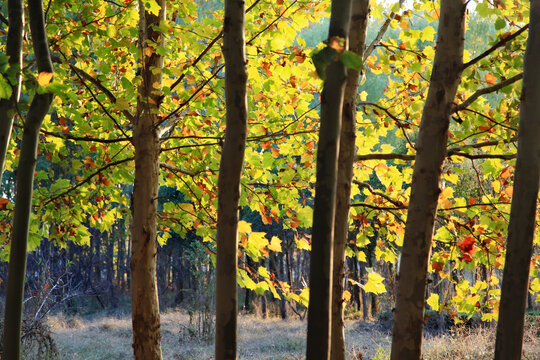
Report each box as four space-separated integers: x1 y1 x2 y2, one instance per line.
215 0 248 358
494 2 540 358
330 1 369 359
130 0 166 358
390 1 465 359
0 0 23 184
1 0 53 358
306 2 352 359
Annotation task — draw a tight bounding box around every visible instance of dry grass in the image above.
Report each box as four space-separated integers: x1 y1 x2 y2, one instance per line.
47 310 539 360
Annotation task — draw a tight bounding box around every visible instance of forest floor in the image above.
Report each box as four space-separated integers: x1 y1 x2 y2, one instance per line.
46 309 540 360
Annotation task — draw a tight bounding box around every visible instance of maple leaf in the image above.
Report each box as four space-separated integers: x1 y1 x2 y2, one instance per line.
485 72 497 85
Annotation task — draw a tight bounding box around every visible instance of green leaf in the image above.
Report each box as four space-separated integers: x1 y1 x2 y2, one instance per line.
311 46 337 80
0 74 12 100
339 50 363 71
495 18 506 30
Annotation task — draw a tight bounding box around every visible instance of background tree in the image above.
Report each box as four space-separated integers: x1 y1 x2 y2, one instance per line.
495 1 540 358
215 0 248 358
390 1 466 359
2 0 54 358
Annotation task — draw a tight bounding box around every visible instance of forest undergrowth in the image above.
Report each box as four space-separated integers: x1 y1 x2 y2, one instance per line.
44 309 539 360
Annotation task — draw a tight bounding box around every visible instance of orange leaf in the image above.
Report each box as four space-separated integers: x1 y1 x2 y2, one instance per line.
271 147 280 158
37 72 54 86
485 73 497 86
500 167 512 179
0 198 9 210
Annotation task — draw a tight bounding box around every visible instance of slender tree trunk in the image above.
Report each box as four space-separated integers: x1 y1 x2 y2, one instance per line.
0 0 23 184
215 0 248 358
130 0 166 358
390 2 465 359
306 2 352 359
494 2 540 358
330 1 369 359
1 0 53 358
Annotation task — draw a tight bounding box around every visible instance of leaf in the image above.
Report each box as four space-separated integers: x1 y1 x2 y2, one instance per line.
0 74 12 99
268 236 282 252
258 266 270 278
363 272 386 294
427 293 439 311
339 50 363 71
238 220 252 233
343 290 351 302
495 18 506 30
485 72 497 86
296 237 311 251
144 0 161 16
311 46 337 80
37 72 54 86
0 198 9 210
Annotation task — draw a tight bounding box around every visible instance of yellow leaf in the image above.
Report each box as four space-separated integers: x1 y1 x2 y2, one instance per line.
531 278 540 293
343 290 351 302
258 266 270 278
296 237 311 251
363 272 386 294
427 293 439 311
238 221 252 233
268 236 282 252
359 91 368 101
399 19 409 30
37 72 54 86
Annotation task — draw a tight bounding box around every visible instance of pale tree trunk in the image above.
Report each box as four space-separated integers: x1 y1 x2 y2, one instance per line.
215 0 248 358
0 0 24 184
494 2 540 358
1 0 53 358
390 1 465 359
130 0 165 359
330 1 370 359
306 1 352 359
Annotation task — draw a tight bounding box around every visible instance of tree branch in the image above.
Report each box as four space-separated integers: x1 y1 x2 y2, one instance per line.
453 73 523 113
463 24 529 69
364 0 405 59
41 129 131 143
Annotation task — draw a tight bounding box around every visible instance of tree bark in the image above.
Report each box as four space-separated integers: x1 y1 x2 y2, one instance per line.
130 0 166 359
215 0 248 358
494 2 540 358
306 1 352 359
0 0 24 184
390 1 465 359
2 0 53 358
330 1 370 359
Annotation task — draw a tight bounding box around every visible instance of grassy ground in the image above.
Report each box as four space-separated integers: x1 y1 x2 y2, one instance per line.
46 310 539 360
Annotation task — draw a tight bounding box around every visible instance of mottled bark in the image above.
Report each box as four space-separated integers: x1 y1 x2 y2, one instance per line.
130 1 166 359
2 0 53 358
494 2 540 358
306 1 352 359
330 1 370 359
0 0 24 184
215 0 248 358
390 1 466 359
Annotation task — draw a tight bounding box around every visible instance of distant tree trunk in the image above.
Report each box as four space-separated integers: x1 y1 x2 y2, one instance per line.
1 0 54 358
390 1 466 359
306 1 352 359
215 0 248 358
130 0 166 358
330 1 369 359
0 0 23 184
494 2 540 358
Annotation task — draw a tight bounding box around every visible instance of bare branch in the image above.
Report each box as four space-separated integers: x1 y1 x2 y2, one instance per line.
41 129 131 143
364 0 405 59
158 162 197 177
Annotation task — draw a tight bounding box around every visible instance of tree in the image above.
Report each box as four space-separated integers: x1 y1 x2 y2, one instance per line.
390 1 466 359
2 0 54 358
0 0 23 184
306 1 352 359
330 1 369 359
494 1 540 358
215 0 248 358
130 0 166 358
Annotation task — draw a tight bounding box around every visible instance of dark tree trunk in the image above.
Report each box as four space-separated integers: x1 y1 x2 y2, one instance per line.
306 1 352 359
215 0 248 358
330 1 370 359
2 0 54 358
494 2 540 358
390 1 466 359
